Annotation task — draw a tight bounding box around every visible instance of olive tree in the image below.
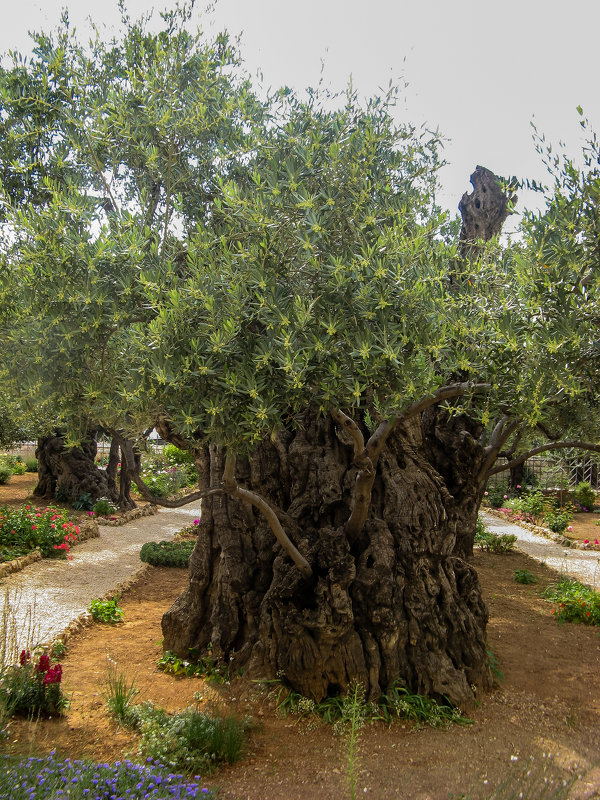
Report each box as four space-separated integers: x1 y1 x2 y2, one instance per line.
2 8 600 707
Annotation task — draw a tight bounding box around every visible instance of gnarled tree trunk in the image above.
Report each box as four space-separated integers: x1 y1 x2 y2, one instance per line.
34 432 118 504
162 414 491 708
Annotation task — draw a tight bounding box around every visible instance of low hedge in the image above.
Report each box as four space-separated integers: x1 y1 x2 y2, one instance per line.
139 540 195 567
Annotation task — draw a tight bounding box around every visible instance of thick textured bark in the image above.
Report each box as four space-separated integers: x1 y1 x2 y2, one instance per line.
458 165 515 258
421 408 488 560
162 415 491 708
34 432 118 504
106 438 120 497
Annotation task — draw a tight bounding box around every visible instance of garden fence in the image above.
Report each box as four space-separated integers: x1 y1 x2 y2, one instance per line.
3 443 600 491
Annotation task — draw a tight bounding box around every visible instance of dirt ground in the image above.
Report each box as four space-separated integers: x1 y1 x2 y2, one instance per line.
2 473 600 799
2 556 599 798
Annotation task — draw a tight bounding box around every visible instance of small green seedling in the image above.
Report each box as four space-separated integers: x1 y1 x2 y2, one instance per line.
513 569 537 585
88 597 124 624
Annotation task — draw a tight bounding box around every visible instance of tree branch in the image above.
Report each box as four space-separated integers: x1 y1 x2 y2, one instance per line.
110 428 224 508
400 381 492 421
331 409 375 544
489 441 600 476
478 419 523 483
223 452 312 579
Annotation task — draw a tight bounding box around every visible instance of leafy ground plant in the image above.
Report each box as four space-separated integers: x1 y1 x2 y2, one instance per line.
269 679 470 728
0 753 216 799
88 596 124 624
543 578 600 625
513 569 537 585
157 650 231 683
140 540 195 567
128 700 248 775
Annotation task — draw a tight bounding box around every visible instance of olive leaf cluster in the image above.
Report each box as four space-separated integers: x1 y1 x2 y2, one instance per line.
0 6 599 458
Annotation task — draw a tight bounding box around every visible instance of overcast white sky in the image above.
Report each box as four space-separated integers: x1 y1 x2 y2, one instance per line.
2 0 599 232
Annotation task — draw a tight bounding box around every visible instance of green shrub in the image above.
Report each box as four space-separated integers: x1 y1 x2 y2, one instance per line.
140 539 195 567
520 489 547 522
1 456 27 476
474 521 517 554
133 467 189 497
23 456 38 473
0 465 13 485
573 480 596 511
93 497 117 516
88 597 124 624
485 484 508 509
131 701 247 774
543 510 570 534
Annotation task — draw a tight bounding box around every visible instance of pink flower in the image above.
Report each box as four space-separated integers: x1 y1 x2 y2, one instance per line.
31 525 37 530
193 519 200 525
595 539 599 546
567 526 573 531
516 485 522 489
503 495 508 499
584 539 589 544
484 492 488 497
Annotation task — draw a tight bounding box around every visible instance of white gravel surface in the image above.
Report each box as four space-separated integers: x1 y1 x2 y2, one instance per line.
0 504 201 647
481 511 600 587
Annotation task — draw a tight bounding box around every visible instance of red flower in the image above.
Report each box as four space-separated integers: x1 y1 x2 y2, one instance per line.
19 649 31 666
36 654 50 673
43 664 62 685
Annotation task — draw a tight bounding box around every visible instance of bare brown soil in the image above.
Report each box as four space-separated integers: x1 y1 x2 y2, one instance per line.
0 553 598 799
565 513 600 545
0 472 38 505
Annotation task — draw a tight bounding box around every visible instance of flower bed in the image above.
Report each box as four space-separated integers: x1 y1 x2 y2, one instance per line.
0 504 82 562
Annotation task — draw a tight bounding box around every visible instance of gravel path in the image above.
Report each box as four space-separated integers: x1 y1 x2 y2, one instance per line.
0 504 201 647
481 511 600 587
2 506 598 655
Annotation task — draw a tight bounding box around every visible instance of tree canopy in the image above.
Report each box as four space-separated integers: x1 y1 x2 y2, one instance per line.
0 4 599 477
